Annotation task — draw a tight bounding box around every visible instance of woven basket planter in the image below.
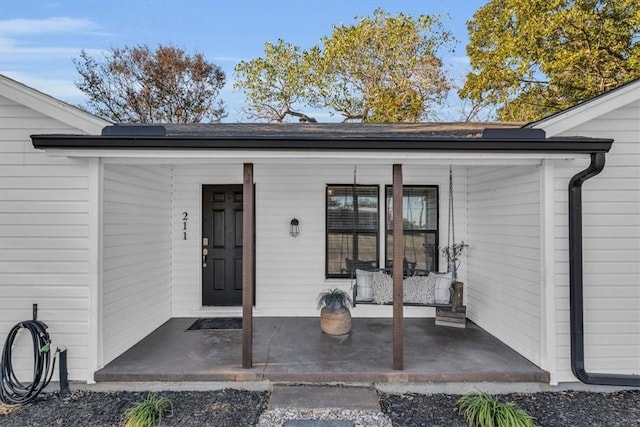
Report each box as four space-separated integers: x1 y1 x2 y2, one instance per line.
320 307 352 335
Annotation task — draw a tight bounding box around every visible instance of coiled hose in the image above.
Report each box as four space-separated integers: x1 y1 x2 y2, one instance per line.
0 320 56 405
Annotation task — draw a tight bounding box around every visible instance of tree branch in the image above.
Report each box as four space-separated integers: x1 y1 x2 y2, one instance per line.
284 109 318 122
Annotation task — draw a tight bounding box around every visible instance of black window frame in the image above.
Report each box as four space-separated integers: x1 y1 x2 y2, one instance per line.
325 184 380 279
384 185 439 275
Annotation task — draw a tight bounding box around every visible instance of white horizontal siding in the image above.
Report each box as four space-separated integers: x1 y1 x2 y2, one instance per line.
172 163 464 318
171 165 242 317
467 165 542 366
0 94 92 381
101 165 173 365
551 99 640 382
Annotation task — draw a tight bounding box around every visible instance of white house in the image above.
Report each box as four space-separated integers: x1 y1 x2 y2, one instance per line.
0 75 109 382
1 74 638 387
527 80 640 385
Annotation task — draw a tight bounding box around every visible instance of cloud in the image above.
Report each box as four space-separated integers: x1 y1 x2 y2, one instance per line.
0 16 110 63
0 71 86 103
0 17 100 36
0 37 105 62
209 56 246 63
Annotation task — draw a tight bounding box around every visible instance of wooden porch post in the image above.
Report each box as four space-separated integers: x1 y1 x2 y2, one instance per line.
392 164 404 370
242 163 254 369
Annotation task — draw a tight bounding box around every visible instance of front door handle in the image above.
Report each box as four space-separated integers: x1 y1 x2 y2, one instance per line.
202 247 208 267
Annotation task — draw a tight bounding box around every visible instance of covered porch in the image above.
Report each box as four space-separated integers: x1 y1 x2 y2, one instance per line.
94 317 549 383
30 123 614 384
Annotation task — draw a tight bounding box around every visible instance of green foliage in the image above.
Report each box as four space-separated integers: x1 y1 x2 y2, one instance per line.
457 391 537 427
460 0 640 122
234 39 316 122
317 288 352 311
75 44 226 123
234 9 454 122
123 393 173 427
311 9 453 122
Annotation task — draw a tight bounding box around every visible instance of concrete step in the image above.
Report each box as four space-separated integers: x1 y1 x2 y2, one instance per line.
269 385 380 411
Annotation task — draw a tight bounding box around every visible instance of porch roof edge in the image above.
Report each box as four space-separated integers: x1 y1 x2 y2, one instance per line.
31 134 613 154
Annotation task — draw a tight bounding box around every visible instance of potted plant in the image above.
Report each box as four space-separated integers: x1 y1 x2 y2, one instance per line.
441 241 468 282
317 288 353 335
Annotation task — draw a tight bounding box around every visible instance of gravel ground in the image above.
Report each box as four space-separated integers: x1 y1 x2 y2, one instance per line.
380 390 640 427
0 389 269 427
257 408 392 427
1 389 639 426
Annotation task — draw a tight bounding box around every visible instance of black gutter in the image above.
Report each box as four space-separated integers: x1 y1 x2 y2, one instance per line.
569 152 640 387
31 134 613 154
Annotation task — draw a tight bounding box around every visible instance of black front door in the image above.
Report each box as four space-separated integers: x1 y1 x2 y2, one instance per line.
202 185 244 306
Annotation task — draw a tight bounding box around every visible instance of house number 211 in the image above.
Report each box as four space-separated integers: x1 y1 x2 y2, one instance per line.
182 212 188 240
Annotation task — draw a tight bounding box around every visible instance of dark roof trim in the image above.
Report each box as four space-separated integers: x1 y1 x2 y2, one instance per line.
31 133 613 154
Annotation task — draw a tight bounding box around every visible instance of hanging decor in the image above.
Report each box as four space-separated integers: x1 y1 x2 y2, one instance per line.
441 165 468 282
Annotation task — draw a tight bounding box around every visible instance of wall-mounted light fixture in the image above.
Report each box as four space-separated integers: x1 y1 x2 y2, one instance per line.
289 218 300 237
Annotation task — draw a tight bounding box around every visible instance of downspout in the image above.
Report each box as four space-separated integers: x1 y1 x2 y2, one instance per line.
569 152 640 386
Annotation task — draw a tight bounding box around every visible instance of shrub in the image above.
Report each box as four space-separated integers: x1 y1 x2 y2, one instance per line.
456 390 537 427
123 393 173 427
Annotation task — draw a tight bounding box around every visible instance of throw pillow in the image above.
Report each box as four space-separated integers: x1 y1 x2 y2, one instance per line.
432 272 453 304
403 275 429 304
371 271 393 304
355 269 374 302
424 274 436 305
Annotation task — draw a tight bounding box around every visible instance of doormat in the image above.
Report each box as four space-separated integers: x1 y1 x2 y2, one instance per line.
186 318 242 331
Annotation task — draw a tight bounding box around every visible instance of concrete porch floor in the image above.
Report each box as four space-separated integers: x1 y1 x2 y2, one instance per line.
95 318 549 384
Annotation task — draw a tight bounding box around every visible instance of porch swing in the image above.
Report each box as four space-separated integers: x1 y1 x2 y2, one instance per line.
349 166 455 308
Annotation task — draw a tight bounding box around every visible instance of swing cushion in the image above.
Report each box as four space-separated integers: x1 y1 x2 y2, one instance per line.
366 270 451 306
432 272 453 304
355 269 374 302
370 272 436 305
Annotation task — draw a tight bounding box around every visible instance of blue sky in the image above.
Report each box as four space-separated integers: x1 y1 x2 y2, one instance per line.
0 0 488 122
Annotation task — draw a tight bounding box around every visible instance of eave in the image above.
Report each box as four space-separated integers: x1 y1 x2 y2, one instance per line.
31 134 613 154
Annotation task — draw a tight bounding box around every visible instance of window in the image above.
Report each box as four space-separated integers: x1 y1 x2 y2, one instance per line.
385 186 438 274
326 185 379 278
